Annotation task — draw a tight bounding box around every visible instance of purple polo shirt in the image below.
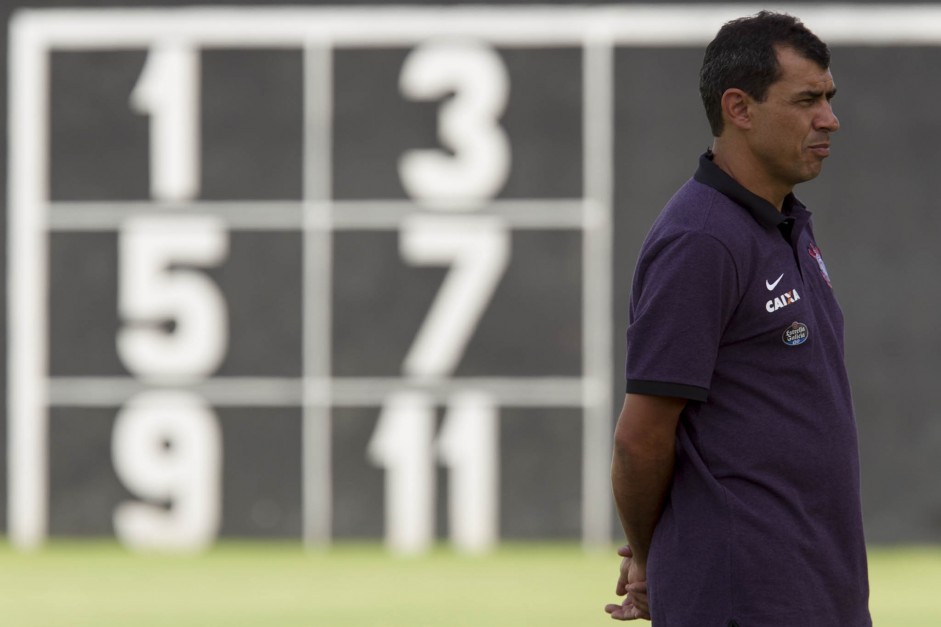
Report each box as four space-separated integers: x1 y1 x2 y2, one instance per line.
625 152 871 626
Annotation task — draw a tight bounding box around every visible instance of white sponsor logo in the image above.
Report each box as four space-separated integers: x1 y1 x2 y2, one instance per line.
766 288 800 313
765 273 784 291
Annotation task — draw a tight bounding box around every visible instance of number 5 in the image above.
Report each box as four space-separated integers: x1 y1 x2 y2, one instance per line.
117 215 228 382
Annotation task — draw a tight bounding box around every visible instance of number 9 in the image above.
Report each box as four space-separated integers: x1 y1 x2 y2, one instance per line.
112 390 222 552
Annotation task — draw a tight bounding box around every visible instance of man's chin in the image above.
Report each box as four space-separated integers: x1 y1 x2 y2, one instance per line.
798 162 825 183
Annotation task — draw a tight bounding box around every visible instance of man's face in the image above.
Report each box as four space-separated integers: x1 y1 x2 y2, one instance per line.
747 45 839 187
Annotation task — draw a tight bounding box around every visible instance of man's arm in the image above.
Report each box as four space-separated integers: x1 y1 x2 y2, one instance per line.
612 392 685 565
605 393 685 620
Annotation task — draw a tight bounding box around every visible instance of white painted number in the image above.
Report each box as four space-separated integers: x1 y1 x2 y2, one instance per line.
368 391 499 555
436 391 499 553
117 215 229 383
386 49 511 552
399 41 511 208
112 391 221 553
400 215 510 379
367 391 436 555
118 46 223 553
130 43 200 201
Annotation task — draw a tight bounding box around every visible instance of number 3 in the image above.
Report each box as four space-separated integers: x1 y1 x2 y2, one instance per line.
399 40 511 208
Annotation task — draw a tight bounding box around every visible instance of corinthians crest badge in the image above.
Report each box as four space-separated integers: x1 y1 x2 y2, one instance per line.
807 243 832 288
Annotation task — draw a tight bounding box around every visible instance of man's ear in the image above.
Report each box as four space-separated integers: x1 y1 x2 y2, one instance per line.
721 88 753 130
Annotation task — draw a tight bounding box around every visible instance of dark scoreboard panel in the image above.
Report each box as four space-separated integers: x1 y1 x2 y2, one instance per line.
9 7 612 553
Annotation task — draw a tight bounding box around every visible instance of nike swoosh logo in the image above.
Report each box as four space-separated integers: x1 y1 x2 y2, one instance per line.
766 273 784 291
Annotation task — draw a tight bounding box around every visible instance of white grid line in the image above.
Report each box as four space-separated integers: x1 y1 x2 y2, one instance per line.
14 5 941 48
8 13 51 550
302 41 334 547
47 377 587 408
46 199 593 231
581 37 615 549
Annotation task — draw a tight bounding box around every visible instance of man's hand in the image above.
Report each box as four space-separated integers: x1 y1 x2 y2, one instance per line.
604 544 650 621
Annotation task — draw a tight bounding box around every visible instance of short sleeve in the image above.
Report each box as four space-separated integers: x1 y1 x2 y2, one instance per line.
625 231 740 401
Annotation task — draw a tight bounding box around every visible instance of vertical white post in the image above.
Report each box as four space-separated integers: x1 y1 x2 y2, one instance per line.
302 40 334 547
7 14 51 550
581 36 615 549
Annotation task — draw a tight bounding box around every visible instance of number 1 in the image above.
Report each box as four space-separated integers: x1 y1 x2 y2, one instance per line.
130 43 200 201
366 392 435 555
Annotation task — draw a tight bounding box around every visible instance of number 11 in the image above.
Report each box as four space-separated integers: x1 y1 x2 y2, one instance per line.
367 391 499 554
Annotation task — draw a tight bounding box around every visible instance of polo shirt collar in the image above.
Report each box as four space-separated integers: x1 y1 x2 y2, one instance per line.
693 150 807 233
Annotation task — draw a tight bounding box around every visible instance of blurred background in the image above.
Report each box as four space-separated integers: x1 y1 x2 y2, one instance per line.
2 1 941 625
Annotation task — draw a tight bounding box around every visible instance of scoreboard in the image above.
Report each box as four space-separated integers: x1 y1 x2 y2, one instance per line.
7 4 930 553
8 6 621 553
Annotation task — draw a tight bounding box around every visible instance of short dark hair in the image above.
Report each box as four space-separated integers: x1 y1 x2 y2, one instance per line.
700 11 830 136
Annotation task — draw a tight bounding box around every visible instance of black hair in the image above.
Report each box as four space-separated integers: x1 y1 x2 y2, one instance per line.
700 11 830 136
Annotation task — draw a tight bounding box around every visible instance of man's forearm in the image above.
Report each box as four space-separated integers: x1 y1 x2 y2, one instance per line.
610 393 684 565
611 442 675 565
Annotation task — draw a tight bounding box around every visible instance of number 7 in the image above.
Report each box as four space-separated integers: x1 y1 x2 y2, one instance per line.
399 215 510 378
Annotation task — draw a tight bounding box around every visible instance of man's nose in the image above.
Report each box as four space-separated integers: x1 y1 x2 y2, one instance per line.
817 102 840 133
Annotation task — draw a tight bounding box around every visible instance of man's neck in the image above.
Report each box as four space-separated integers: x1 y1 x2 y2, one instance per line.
710 141 791 211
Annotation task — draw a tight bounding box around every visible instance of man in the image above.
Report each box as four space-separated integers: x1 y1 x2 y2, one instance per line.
605 12 871 626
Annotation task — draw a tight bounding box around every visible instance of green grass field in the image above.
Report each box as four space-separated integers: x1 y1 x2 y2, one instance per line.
0 542 937 626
